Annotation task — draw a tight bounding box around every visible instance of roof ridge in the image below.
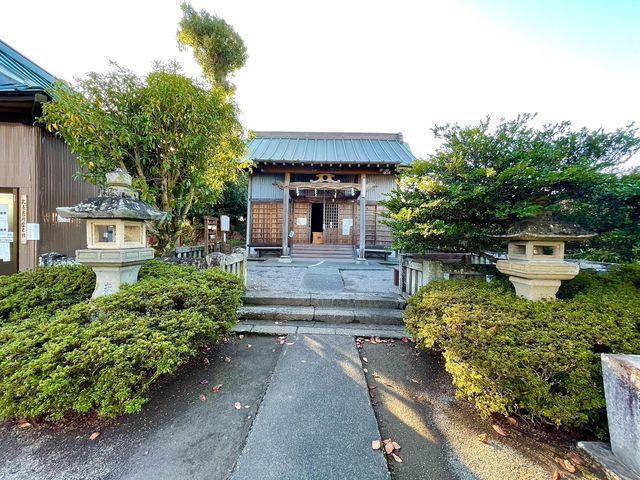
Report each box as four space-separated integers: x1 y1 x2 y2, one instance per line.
253 131 404 141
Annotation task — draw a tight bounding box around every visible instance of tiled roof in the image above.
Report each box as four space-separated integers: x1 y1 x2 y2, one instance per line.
248 132 415 165
0 39 56 93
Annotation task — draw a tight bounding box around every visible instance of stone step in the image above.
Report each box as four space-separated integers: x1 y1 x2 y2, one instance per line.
238 305 405 325
243 292 405 309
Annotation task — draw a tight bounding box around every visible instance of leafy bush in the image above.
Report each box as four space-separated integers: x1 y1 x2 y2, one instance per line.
0 265 95 323
0 264 242 420
404 264 640 437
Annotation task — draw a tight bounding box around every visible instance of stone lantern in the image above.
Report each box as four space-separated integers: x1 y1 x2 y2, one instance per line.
494 214 595 301
57 169 165 297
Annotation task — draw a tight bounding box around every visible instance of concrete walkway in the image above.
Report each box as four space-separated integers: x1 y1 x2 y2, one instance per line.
231 335 389 480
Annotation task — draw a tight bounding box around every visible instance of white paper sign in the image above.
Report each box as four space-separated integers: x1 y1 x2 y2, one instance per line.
296 217 307 226
0 243 10 262
342 218 353 236
0 232 13 242
220 215 230 232
26 223 40 241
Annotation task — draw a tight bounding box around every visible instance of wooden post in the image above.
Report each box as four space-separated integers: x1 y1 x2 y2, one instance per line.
280 172 291 261
357 174 367 263
245 175 252 252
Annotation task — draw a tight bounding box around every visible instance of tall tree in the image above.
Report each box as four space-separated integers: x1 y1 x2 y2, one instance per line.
384 114 640 260
41 63 248 254
177 2 248 89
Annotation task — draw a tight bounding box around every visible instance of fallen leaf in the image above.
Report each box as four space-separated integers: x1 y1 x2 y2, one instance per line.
551 469 561 480
244 405 250 409
492 424 508 436
363 368 368 373
392 441 401 450
507 416 518 426
200 379 209 385
247 344 252 348
414 394 428 402
478 433 489 443
401 336 408 343
362 357 368 363
18 422 31 429
89 432 100 440
383 438 392 445
385 442 395 454
368 384 376 390
238 334 244 339
286 342 294 345
199 394 207 402
212 384 223 393
371 440 381 450
234 402 242 410
203 358 210 364
373 373 381 378
369 389 376 399
370 337 378 344
390 453 403 463
375 337 382 343
224 356 232 363
567 452 583 465
410 378 419 384
558 459 575 473
384 382 394 388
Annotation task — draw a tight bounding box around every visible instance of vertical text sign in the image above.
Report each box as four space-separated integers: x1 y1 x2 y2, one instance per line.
20 195 27 244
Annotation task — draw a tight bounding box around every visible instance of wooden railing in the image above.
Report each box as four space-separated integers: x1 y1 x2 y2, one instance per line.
399 253 495 296
174 245 205 258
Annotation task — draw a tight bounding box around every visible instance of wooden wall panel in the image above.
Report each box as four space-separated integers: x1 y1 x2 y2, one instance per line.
365 203 393 247
337 203 355 245
250 202 282 245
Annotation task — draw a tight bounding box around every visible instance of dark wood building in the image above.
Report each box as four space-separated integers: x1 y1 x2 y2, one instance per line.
246 131 415 260
0 39 98 274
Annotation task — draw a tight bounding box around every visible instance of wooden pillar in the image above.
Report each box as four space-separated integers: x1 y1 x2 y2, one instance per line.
357 174 367 262
281 172 291 259
245 174 252 250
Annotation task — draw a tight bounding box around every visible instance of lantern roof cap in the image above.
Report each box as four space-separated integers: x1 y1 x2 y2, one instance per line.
56 169 166 221
494 213 595 242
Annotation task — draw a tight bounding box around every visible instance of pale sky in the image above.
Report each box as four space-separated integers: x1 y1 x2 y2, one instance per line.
1 0 639 162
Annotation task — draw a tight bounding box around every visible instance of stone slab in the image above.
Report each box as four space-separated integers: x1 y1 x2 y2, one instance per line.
354 308 405 325
602 354 640 474
237 306 314 322
578 441 640 480
230 335 389 480
313 306 355 323
250 325 298 335
296 326 338 335
243 292 311 306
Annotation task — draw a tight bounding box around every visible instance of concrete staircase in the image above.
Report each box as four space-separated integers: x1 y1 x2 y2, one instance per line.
290 244 354 260
239 291 406 325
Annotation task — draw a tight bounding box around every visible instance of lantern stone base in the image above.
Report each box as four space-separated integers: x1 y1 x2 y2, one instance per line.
76 247 154 297
496 259 579 301
507 277 562 301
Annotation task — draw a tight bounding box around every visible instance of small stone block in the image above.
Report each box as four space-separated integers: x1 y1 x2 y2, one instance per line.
251 325 298 334
297 326 337 335
578 441 640 480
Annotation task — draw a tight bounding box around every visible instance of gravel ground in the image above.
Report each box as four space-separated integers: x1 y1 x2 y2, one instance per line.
0 336 283 480
358 338 607 480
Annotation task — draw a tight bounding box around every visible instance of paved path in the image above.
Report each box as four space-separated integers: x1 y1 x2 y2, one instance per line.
231 335 389 480
246 259 397 296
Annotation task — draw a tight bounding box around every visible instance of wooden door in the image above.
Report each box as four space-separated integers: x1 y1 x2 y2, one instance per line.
338 202 355 245
323 203 339 244
291 202 311 244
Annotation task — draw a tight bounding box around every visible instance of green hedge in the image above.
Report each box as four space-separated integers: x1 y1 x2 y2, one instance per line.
404 263 640 437
0 265 95 323
0 261 242 420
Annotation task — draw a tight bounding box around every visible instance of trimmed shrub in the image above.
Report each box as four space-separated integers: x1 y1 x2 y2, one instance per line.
0 265 95 323
404 263 640 437
0 264 242 420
